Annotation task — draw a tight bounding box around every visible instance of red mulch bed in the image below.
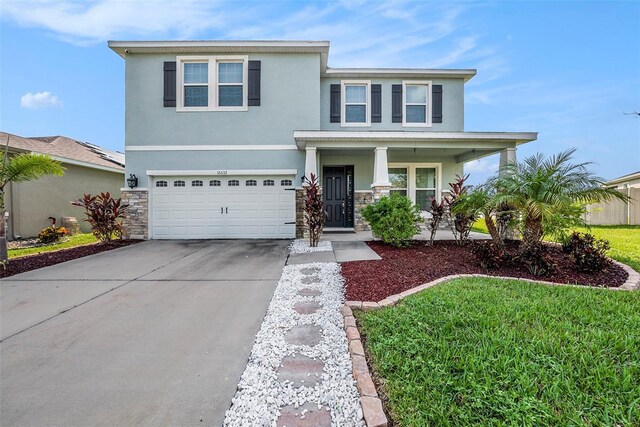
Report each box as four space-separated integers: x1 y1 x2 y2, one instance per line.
1 240 141 278
342 240 628 301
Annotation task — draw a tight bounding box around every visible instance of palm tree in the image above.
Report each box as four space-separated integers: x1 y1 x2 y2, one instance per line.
0 139 64 264
491 148 628 247
452 184 504 246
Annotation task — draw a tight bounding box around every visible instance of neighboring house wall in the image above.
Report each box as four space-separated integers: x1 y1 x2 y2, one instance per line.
8 163 123 238
584 187 639 226
124 53 320 187
320 77 465 131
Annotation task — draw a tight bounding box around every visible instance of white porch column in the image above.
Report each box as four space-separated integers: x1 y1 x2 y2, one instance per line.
499 147 517 175
304 147 318 184
371 147 391 199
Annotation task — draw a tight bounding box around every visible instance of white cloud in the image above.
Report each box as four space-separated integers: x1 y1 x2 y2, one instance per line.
464 157 499 174
20 91 62 109
1 0 227 45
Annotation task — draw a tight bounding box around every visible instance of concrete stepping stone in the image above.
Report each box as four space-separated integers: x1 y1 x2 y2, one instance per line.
277 402 332 427
300 267 319 275
277 354 325 387
301 276 320 284
293 301 321 315
297 288 322 297
285 325 322 346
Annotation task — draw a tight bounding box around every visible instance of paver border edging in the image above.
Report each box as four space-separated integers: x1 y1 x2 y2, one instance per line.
346 264 640 310
341 305 388 427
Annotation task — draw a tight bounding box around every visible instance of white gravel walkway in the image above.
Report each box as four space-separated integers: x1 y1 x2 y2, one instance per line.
223 262 364 427
288 239 333 254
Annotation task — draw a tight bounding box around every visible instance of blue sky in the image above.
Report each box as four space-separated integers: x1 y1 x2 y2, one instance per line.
1 0 638 184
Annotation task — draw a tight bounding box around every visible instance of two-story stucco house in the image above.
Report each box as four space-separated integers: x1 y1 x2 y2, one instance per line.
108 40 537 240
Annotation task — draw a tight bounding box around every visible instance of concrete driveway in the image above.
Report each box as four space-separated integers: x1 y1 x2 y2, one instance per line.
1 239 290 426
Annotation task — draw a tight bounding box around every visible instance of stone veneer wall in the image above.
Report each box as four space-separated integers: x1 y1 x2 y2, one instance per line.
121 189 149 240
295 188 306 238
354 191 373 231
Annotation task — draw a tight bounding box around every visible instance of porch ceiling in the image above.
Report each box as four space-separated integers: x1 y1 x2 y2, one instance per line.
294 130 537 163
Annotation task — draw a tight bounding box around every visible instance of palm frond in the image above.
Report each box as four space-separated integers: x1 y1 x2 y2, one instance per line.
1 153 65 188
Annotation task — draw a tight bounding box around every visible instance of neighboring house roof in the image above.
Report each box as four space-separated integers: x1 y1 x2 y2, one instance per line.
606 171 640 186
0 132 125 173
107 40 477 82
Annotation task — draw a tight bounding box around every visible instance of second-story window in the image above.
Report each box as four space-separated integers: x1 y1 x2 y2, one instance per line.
177 56 247 111
218 62 243 107
183 62 208 107
341 81 370 126
403 81 431 126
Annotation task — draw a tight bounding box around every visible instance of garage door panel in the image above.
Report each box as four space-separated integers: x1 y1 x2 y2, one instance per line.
151 176 295 239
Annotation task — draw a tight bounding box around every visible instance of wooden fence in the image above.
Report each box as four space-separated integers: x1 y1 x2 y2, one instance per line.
584 188 639 225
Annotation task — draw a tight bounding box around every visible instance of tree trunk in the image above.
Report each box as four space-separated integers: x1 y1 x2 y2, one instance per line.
484 213 503 247
522 214 543 247
0 190 7 265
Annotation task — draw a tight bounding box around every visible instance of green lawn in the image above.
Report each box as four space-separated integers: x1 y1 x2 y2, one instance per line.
471 220 640 272
9 233 98 258
355 277 640 426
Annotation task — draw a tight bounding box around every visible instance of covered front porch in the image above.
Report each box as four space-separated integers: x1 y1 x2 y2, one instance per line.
294 130 537 233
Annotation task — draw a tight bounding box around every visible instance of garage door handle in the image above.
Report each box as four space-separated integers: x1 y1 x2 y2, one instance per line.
226 207 228 214
221 207 223 214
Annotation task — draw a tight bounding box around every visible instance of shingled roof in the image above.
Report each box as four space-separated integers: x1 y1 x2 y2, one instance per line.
0 132 125 171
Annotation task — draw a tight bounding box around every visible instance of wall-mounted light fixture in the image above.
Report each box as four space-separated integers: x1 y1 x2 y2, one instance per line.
127 174 138 189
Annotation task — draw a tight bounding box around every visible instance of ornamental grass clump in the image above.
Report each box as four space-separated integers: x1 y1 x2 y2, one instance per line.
71 192 128 243
362 193 421 247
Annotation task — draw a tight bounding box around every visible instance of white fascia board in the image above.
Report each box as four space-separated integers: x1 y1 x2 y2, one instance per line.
49 156 125 174
324 67 477 82
293 131 538 149
146 169 297 176
127 145 297 152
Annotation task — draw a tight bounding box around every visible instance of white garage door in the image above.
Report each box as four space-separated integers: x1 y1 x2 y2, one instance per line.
151 176 296 239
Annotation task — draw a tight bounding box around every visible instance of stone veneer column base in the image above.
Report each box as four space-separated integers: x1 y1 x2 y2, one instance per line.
295 188 306 239
354 192 373 232
121 189 149 240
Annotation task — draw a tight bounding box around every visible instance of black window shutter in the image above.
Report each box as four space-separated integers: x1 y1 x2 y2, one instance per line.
391 84 402 123
432 84 443 123
330 84 341 123
163 61 176 107
371 84 382 123
248 60 261 106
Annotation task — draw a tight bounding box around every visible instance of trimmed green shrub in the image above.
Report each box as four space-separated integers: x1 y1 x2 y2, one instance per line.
362 193 421 247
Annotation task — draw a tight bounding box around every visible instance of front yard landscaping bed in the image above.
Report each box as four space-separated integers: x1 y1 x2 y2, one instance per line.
354 277 640 426
342 241 627 302
1 239 140 278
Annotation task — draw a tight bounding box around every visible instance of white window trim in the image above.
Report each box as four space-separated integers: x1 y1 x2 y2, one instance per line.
388 163 442 208
176 55 249 112
341 80 371 127
402 80 432 128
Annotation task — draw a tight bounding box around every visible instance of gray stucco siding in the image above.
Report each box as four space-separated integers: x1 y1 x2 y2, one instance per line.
125 52 321 148
320 78 464 131
126 150 305 188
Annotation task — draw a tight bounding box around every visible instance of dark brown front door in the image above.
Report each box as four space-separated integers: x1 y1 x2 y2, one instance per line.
323 166 354 228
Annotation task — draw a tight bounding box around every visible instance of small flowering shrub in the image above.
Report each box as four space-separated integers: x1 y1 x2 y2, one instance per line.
37 226 68 244
565 232 611 272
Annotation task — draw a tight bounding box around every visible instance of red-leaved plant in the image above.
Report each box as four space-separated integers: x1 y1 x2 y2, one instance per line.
304 174 324 247
445 174 475 243
71 192 129 242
